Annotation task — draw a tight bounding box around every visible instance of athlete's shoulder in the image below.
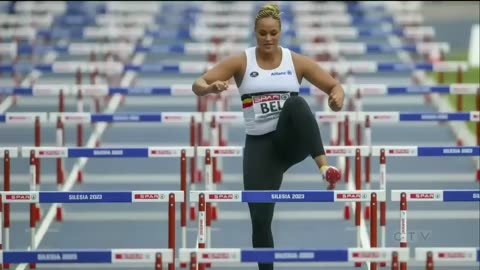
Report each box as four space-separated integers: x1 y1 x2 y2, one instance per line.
289 50 310 64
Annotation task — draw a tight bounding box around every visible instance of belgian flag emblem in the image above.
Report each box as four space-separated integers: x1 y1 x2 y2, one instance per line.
242 97 253 108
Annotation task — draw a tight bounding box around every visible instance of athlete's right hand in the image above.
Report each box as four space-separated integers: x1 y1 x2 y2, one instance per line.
208 81 229 94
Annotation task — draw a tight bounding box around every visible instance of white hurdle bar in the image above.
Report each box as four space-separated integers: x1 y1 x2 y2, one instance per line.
189 189 386 269
415 247 480 269
179 247 409 269
0 190 183 270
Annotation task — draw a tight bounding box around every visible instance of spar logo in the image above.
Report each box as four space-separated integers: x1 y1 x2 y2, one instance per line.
318 115 338 119
115 253 150 260
201 252 235 260
164 115 183 120
64 115 87 121
150 149 175 155
134 193 163 200
438 252 472 259
39 150 65 156
253 94 280 103
8 116 29 120
410 193 438 199
213 149 240 155
352 251 385 258
219 115 241 120
6 194 35 200
336 193 366 199
373 115 393 120
388 149 412 154
326 148 349 154
208 193 239 200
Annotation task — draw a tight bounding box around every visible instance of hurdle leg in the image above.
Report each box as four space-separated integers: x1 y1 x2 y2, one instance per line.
76 70 84 183
3 150 10 269
197 194 206 270
380 149 387 267
29 151 37 269
34 117 41 223
155 253 162 270
426 251 434 270
400 193 407 270
190 252 197 270
391 251 399 270
364 115 371 219
355 149 361 268
190 117 197 221
168 194 175 270
56 117 64 221
370 193 378 270
344 117 351 220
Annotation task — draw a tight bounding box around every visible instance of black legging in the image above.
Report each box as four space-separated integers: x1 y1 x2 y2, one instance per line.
243 95 326 270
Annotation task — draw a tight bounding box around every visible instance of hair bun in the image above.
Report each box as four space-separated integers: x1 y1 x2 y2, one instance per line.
259 3 281 17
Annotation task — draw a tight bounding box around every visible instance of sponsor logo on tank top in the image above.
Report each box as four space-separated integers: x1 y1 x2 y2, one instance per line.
271 70 293 76
250 71 259 77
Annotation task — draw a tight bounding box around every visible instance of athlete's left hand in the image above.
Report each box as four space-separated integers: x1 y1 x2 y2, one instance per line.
328 86 344 111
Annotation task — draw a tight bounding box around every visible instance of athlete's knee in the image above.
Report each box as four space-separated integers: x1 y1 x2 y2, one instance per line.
285 95 308 107
284 95 312 117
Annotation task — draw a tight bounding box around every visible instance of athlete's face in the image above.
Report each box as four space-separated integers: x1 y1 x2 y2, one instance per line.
255 17 281 53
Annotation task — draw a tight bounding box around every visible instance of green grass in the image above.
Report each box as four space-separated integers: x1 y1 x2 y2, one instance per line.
431 51 479 134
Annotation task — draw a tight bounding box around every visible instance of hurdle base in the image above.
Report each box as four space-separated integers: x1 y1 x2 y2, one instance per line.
196 171 203 184
180 262 187 268
456 138 463 146
212 205 217 221
364 205 370 220
476 169 480 181
190 206 196 220
56 207 63 221
380 262 387 267
214 170 222 184
77 170 83 184
344 205 350 220
36 206 41 223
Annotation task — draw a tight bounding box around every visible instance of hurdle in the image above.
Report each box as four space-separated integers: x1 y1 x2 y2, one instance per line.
187 147 243 222
7 146 193 270
0 190 180 270
415 247 480 269
392 189 480 270
0 112 47 189
0 148 18 267
190 189 385 269
315 111 480 180
47 112 203 202
179 247 409 269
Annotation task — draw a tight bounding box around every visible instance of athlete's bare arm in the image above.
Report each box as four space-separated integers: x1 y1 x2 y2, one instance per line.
192 54 243 96
292 52 345 111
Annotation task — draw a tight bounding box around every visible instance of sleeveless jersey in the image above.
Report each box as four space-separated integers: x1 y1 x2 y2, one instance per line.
238 46 300 135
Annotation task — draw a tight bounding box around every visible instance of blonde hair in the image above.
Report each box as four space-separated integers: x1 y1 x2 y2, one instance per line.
255 3 281 30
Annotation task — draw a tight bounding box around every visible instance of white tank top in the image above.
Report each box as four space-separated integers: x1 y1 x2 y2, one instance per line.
238 46 300 135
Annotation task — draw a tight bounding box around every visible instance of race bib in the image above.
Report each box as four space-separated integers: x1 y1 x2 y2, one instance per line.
252 93 290 120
